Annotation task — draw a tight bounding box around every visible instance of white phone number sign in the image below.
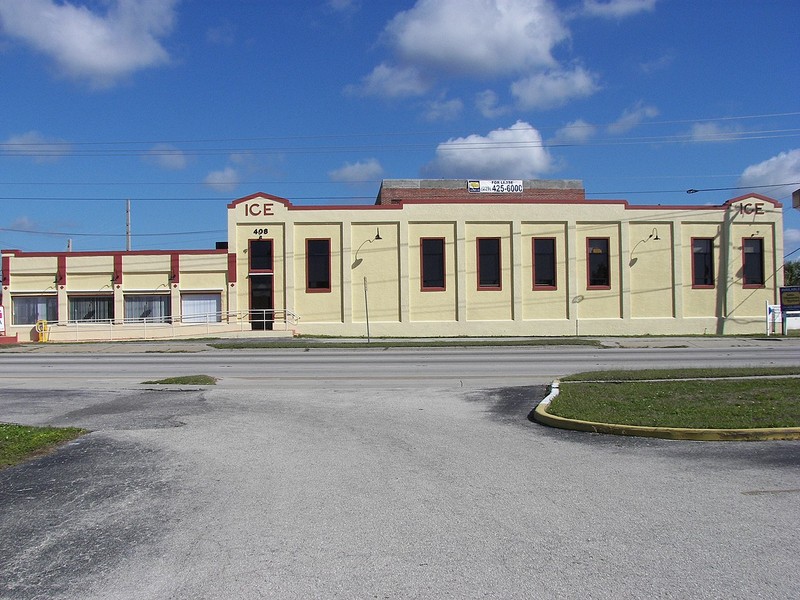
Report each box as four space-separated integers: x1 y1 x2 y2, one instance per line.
467 180 524 193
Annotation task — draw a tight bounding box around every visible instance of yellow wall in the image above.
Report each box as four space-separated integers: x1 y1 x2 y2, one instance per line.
65 255 111 295
351 223 400 323
729 221 777 318
681 223 722 318
465 222 512 321
576 222 620 319
8 256 57 291
521 222 568 320
408 223 457 322
293 224 343 323
629 222 674 318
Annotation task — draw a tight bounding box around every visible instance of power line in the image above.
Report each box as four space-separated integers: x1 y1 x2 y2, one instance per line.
1 111 798 147
0 227 226 238
3 128 799 158
2 182 800 203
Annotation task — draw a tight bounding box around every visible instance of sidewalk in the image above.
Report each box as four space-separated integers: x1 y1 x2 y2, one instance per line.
1 335 798 353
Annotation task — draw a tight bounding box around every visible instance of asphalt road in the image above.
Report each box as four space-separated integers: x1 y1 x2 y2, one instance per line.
1 344 799 599
1 341 799 389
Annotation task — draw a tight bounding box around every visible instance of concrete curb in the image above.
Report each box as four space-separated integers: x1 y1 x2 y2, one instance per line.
533 380 800 442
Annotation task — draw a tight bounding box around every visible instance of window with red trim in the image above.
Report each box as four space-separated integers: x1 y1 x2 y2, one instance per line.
742 238 764 287
249 240 273 273
306 239 331 292
587 238 610 288
421 238 445 291
477 238 501 289
533 238 556 289
692 238 714 288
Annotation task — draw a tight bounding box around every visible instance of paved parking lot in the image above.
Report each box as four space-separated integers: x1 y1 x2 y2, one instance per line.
2 375 799 599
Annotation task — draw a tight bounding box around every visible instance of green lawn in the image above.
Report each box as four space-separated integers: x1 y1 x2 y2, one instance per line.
562 366 800 381
142 374 217 385
0 423 87 469
209 338 601 350
549 371 800 429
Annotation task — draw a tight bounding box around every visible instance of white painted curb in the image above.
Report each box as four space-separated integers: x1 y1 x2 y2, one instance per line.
537 380 559 408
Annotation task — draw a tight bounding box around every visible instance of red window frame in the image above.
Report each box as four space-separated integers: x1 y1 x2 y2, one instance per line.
477 237 502 290
249 239 274 274
691 237 714 289
420 237 446 291
532 237 557 290
586 237 610 290
742 237 765 288
305 238 332 293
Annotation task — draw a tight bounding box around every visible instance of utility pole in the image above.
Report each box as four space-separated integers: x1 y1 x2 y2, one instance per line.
67 238 72 252
126 199 131 251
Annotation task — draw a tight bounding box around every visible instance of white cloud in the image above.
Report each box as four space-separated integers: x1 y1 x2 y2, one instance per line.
0 0 178 88
328 0 359 12
10 216 37 231
639 51 674 74
384 0 568 77
349 62 430 98
204 167 240 192
423 97 463 122
475 89 510 118
689 122 743 143
553 119 597 144
607 102 659 134
582 0 657 19
423 121 554 179
739 149 800 198
144 143 187 170
2 130 71 163
329 158 384 184
511 66 599 110
785 228 800 245
206 22 236 46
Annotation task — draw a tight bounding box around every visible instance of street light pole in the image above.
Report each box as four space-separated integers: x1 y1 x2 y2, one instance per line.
364 276 370 343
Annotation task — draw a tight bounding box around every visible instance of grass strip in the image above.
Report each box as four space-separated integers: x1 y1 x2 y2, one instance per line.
142 375 217 385
562 366 800 382
549 378 800 429
210 338 601 350
0 423 87 469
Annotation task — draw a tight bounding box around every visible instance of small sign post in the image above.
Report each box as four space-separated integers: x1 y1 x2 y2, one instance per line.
0 306 4 336
766 302 781 336
779 286 800 335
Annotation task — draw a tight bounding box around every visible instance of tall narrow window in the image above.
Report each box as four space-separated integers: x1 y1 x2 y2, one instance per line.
742 238 764 287
421 238 445 291
532 238 556 289
587 238 610 288
249 239 273 272
306 239 331 292
692 238 714 288
477 237 501 289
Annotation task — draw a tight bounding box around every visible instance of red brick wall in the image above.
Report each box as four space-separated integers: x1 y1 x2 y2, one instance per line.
376 186 585 205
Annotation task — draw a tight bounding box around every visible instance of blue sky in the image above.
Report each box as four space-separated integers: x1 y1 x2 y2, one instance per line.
1 0 799 260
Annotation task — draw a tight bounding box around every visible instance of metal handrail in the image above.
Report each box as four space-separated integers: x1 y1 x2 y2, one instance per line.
36 308 301 341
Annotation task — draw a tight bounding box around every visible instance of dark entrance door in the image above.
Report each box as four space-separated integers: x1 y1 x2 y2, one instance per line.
250 275 274 330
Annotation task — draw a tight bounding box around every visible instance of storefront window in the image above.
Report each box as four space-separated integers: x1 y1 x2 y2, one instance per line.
12 295 57 325
69 296 113 323
124 295 171 323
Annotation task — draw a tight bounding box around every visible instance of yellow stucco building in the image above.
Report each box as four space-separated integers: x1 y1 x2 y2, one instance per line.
0 179 785 341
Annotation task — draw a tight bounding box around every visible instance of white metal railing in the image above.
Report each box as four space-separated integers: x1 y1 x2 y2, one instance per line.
36 309 300 342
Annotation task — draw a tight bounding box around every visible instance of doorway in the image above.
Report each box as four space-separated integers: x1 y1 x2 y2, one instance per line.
250 275 274 330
